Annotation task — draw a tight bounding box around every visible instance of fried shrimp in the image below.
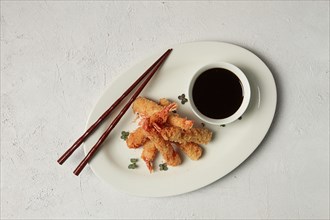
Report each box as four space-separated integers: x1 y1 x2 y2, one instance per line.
158 98 193 130
143 128 181 166
132 97 163 116
159 126 212 145
141 140 158 172
176 142 203 160
126 127 147 148
167 116 193 130
126 96 213 173
140 102 177 131
133 97 193 130
159 98 172 107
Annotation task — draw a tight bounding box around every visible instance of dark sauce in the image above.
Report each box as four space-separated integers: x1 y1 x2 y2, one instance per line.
192 68 243 119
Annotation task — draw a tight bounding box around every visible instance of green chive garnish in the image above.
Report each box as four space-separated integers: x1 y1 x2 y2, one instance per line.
130 158 138 163
178 94 188 105
121 131 129 140
128 158 138 169
128 163 138 169
159 163 168 171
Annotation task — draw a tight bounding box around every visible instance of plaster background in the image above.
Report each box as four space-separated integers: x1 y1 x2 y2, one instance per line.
1 1 329 219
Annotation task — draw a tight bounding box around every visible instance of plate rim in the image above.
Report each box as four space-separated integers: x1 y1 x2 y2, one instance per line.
83 41 277 197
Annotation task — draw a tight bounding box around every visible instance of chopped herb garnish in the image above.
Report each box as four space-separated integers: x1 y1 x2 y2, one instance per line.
121 131 130 140
220 124 226 127
159 163 168 171
130 158 138 163
128 158 138 169
172 110 177 114
178 94 188 105
128 163 138 169
238 116 242 120
201 123 205 127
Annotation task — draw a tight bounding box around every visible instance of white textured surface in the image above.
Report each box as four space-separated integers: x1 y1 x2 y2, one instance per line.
1 1 329 219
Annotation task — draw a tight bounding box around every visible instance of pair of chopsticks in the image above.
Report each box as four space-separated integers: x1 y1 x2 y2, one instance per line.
57 49 173 176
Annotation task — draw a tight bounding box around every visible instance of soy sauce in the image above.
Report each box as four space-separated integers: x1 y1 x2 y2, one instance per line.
192 68 243 119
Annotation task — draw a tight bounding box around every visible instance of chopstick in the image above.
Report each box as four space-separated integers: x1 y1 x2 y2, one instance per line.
57 49 172 166
57 48 173 175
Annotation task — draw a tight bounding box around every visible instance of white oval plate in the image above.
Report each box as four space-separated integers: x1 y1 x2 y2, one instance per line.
84 41 277 197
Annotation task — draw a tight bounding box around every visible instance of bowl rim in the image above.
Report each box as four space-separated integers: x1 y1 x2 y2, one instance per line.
188 61 251 125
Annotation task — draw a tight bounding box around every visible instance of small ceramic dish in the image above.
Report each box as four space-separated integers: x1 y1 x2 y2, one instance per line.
188 62 251 125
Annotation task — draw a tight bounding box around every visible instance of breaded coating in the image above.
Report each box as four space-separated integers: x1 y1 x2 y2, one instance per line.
143 128 181 166
160 127 212 145
133 97 162 116
144 102 177 130
127 97 214 171
126 127 147 148
167 116 193 130
133 97 193 130
141 140 158 172
159 98 172 107
176 142 203 160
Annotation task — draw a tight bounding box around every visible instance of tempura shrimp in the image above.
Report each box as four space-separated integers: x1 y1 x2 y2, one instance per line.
143 128 181 166
159 98 172 107
133 97 193 130
176 142 203 160
141 140 158 172
159 126 212 145
126 127 147 149
140 102 177 131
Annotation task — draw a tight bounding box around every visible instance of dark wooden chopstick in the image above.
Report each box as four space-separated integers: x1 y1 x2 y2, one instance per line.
57 49 172 165
73 49 172 175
